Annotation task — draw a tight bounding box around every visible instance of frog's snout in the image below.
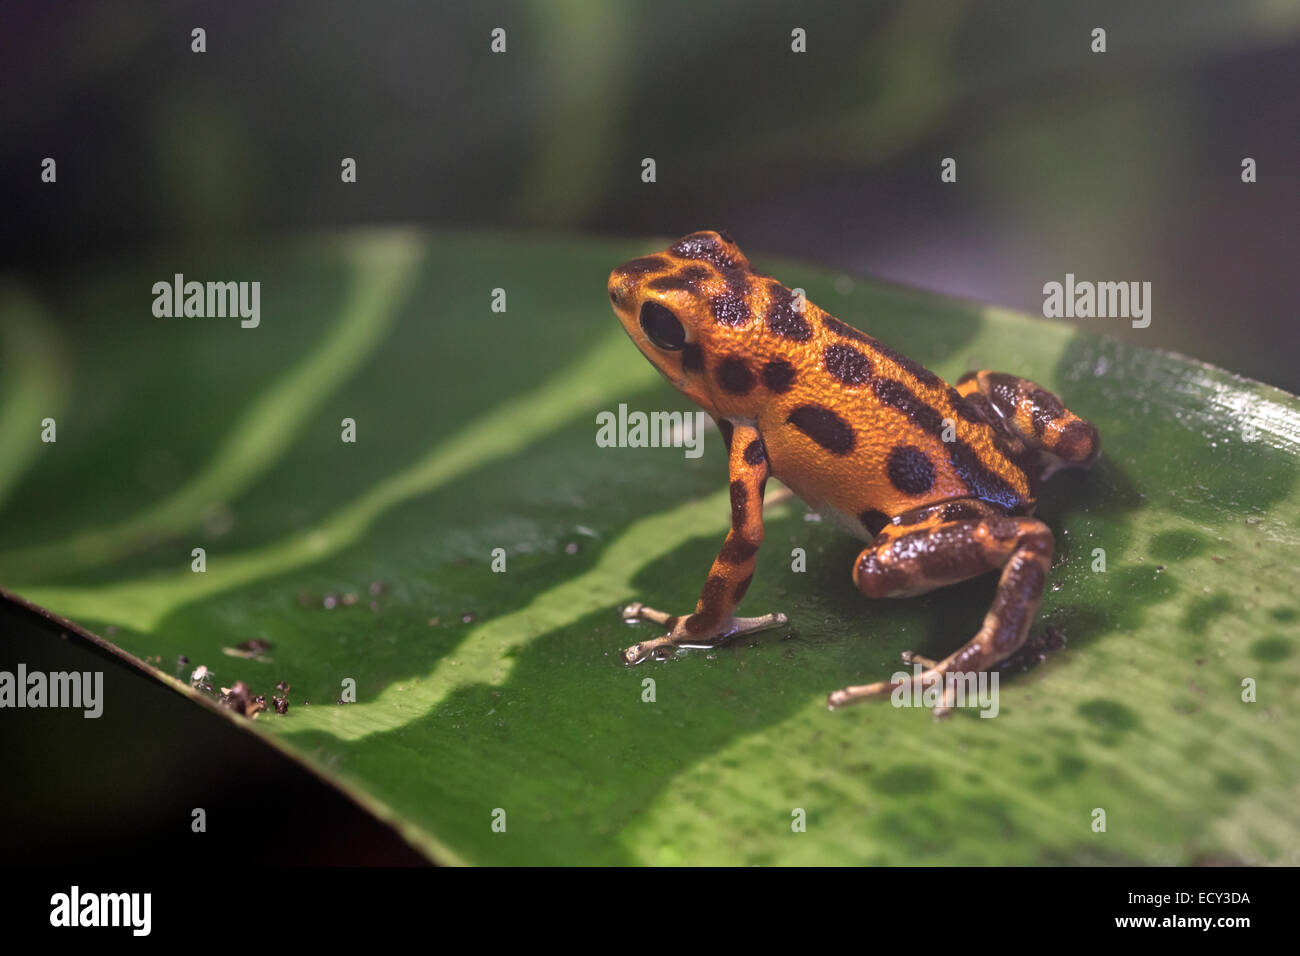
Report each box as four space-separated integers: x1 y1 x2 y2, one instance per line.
607 270 634 311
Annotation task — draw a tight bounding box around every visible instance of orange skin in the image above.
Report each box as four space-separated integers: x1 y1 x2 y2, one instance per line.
609 231 1099 716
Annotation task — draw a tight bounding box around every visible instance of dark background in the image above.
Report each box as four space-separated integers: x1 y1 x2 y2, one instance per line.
1 0 1297 865
3 0 1297 388
0 596 428 865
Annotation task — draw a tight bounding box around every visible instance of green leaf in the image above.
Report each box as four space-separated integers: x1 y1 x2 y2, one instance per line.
3 230 1298 865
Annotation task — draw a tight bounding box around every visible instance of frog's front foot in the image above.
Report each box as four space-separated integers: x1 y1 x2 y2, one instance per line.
621 602 787 665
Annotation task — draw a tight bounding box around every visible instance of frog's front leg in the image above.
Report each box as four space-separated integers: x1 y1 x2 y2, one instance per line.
622 422 787 664
828 506 1054 716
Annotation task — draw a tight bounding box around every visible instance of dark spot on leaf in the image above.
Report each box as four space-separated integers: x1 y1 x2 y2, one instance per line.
1077 698 1138 738
1215 771 1251 795
1249 636 1292 662
872 764 937 795
1149 529 1208 561
1056 754 1087 780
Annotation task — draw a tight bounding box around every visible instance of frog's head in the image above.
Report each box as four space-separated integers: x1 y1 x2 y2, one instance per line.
607 230 758 412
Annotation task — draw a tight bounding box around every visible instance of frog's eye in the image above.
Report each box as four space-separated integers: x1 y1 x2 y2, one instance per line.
639 301 685 351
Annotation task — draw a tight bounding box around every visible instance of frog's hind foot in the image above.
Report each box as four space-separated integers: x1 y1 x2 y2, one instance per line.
826 649 942 704
621 602 675 627
621 603 788 664
835 509 1056 718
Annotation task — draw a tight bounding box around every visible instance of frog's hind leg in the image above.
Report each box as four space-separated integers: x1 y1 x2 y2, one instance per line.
956 370 1099 475
828 505 1053 717
621 422 787 664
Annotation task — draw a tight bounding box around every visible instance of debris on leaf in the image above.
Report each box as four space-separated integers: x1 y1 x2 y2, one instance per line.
219 681 266 718
222 637 273 660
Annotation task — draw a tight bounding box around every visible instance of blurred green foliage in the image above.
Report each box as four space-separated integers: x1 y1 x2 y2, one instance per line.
4 1 1298 386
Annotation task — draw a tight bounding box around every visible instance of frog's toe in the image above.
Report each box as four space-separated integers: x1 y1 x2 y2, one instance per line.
827 668 956 718
680 611 789 645
827 679 895 710
621 602 679 627
727 611 789 636
622 634 679 665
900 649 939 669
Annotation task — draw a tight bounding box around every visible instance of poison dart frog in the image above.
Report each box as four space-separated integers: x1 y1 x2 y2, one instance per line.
608 231 1100 716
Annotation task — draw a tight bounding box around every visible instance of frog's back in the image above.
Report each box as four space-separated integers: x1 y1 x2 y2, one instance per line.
746 298 1037 525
